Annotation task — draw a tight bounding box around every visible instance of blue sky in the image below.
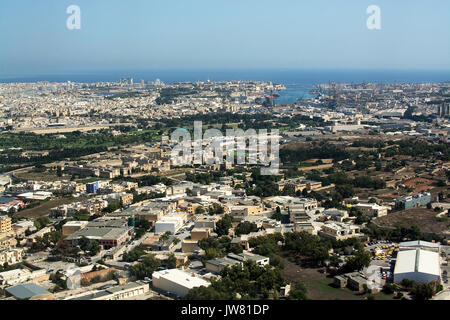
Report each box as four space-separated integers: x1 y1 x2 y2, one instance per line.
0 0 449 76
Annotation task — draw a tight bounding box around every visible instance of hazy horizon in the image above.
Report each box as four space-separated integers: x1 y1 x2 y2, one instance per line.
1 0 449 76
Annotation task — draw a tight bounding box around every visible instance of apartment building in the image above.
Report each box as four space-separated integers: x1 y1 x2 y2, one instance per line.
0 215 12 233
0 247 24 265
395 192 432 210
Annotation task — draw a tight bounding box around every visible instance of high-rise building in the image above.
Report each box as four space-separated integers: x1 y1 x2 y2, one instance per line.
438 103 449 117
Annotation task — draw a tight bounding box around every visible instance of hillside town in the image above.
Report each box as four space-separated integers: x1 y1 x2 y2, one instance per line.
0 79 449 301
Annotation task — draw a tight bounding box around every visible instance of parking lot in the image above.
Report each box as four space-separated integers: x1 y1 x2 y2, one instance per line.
364 240 398 265
363 240 397 285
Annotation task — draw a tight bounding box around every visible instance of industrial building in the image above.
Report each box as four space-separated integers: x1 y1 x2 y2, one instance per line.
152 269 210 298
65 219 132 249
154 216 184 235
5 283 52 300
393 249 441 284
398 240 440 252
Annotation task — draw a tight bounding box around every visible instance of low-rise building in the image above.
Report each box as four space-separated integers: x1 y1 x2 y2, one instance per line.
318 222 363 241
230 204 264 218
324 209 349 222
62 221 89 237
190 228 211 241
395 192 431 210
68 281 149 300
152 269 210 298
181 240 199 253
0 268 47 286
294 222 314 234
205 252 270 274
353 203 388 217
194 216 219 229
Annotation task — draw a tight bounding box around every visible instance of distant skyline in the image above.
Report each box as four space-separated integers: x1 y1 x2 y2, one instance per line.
1 0 449 77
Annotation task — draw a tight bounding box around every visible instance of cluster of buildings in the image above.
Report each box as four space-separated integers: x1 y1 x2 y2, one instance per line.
0 79 286 131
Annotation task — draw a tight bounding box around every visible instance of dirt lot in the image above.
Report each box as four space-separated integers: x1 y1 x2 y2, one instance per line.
14 169 66 182
374 208 450 235
401 177 434 193
15 196 89 219
281 256 392 300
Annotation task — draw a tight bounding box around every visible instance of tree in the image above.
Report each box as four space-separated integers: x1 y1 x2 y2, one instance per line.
129 254 161 280
341 249 371 273
186 260 286 300
204 248 219 261
208 203 224 215
52 240 76 257
34 216 51 230
283 232 331 267
234 221 259 236
271 207 283 221
78 236 90 252
89 240 101 256
289 281 308 300
412 283 434 300
215 215 233 236
102 202 120 213
383 283 396 294
195 206 206 215
123 246 146 262
73 209 90 221
159 231 172 242
166 253 177 269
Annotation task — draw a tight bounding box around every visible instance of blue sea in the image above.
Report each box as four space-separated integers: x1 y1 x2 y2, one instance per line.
1 69 449 105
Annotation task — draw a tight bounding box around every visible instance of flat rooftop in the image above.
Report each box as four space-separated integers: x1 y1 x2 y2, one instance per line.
394 249 440 276
152 269 210 289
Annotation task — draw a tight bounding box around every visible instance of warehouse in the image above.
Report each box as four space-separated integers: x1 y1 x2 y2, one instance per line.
398 240 440 252
152 269 210 298
393 249 441 284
